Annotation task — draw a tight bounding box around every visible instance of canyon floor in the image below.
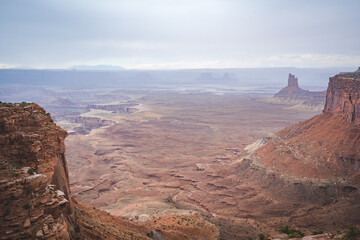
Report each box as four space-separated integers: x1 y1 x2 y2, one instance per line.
65 91 320 238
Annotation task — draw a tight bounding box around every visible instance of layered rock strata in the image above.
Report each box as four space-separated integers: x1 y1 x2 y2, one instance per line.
324 73 360 125
0 103 73 239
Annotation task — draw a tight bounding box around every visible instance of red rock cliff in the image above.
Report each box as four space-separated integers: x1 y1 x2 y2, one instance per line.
238 71 360 231
0 103 71 199
0 103 73 239
324 73 360 125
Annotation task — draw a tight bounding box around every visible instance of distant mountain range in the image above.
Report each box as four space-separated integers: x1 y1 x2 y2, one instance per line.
0 67 356 89
69 65 125 71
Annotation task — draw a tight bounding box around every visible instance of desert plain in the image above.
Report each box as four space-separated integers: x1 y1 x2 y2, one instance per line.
65 91 319 238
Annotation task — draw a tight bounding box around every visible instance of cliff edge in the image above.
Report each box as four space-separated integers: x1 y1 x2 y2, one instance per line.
0 102 218 239
0 103 73 239
324 73 360 125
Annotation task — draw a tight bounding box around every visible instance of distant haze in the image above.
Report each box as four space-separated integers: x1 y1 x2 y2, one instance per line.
0 0 360 69
70 65 126 71
0 67 353 90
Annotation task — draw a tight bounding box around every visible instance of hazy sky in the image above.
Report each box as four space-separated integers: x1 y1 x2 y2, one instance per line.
1 0 359 69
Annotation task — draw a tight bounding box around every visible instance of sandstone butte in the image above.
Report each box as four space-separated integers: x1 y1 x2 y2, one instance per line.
242 70 360 232
274 73 326 101
257 71 360 178
0 70 360 240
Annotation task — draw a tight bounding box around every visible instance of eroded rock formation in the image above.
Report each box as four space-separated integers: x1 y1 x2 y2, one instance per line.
324 73 360 125
275 73 326 101
272 73 326 111
242 70 360 230
0 103 73 239
287 73 299 87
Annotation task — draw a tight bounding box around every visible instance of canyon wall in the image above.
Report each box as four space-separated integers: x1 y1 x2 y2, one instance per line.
237 72 360 231
324 74 360 125
87 103 138 114
0 103 71 200
74 116 115 129
261 72 360 179
0 103 74 239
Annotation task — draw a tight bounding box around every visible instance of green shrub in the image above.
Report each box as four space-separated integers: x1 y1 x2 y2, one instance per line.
340 72 360 79
23 203 31 210
278 226 304 238
0 102 13 107
12 173 20 178
10 163 21 169
312 230 323 235
259 233 265 240
27 168 35 175
279 226 290 234
344 225 360 239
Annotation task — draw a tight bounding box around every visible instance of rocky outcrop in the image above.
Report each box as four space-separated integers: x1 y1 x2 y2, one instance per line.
287 73 299 87
0 103 71 200
274 73 309 98
0 103 73 239
324 72 360 125
242 71 360 230
274 73 326 101
272 73 326 111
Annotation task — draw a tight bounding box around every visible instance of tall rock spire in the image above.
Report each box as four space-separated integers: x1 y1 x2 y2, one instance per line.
287 73 299 87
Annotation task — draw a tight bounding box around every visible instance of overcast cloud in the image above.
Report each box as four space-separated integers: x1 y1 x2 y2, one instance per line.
0 0 359 69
